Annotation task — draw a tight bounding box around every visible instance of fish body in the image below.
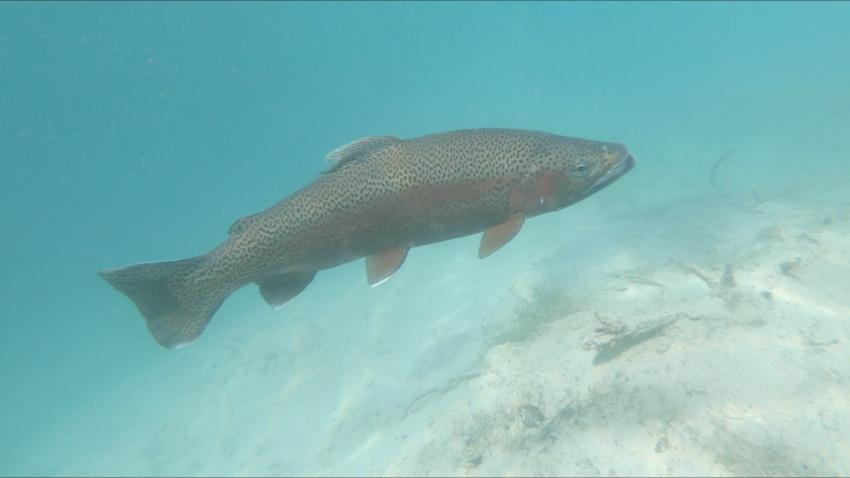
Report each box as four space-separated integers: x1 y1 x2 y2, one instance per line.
100 128 635 348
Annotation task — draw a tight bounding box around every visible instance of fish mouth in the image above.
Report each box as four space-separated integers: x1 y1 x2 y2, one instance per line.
585 153 636 195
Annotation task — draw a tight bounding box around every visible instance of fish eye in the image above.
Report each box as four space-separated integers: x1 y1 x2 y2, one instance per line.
573 161 589 177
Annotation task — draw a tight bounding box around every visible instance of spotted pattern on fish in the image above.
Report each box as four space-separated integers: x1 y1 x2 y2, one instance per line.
99 128 636 348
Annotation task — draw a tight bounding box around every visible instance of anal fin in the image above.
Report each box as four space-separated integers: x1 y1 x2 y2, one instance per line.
257 270 317 308
366 246 409 286
479 213 525 259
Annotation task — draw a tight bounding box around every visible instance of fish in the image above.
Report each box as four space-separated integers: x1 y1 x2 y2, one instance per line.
99 128 636 349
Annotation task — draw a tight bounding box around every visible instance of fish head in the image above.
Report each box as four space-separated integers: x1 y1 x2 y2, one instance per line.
531 137 636 210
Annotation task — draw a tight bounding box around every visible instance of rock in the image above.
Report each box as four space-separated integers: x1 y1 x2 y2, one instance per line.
518 404 545 428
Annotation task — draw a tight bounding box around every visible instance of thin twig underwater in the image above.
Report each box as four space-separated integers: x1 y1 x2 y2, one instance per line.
710 150 850 212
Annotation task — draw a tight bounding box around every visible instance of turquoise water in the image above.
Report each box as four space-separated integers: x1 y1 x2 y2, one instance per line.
2 2 850 476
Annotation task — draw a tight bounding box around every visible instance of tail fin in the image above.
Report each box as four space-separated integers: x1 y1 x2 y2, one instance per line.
98 256 227 349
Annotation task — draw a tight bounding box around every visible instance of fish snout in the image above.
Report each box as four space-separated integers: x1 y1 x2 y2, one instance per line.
623 152 637 172
583 150 636 196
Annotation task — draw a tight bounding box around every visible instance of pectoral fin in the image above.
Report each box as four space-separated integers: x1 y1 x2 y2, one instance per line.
366 246 409 286
479 213 525 259
257 270 317 308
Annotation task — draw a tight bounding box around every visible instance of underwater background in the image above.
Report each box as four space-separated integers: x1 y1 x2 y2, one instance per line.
2 1 849 476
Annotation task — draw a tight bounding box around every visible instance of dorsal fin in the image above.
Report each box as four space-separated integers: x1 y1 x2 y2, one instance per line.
228 212 262 235
324 135 401 172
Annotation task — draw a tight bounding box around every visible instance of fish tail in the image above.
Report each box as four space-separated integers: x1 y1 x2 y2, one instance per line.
98 255 229 349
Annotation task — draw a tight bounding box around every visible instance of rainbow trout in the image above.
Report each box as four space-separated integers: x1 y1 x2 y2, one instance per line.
100 129 636 348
